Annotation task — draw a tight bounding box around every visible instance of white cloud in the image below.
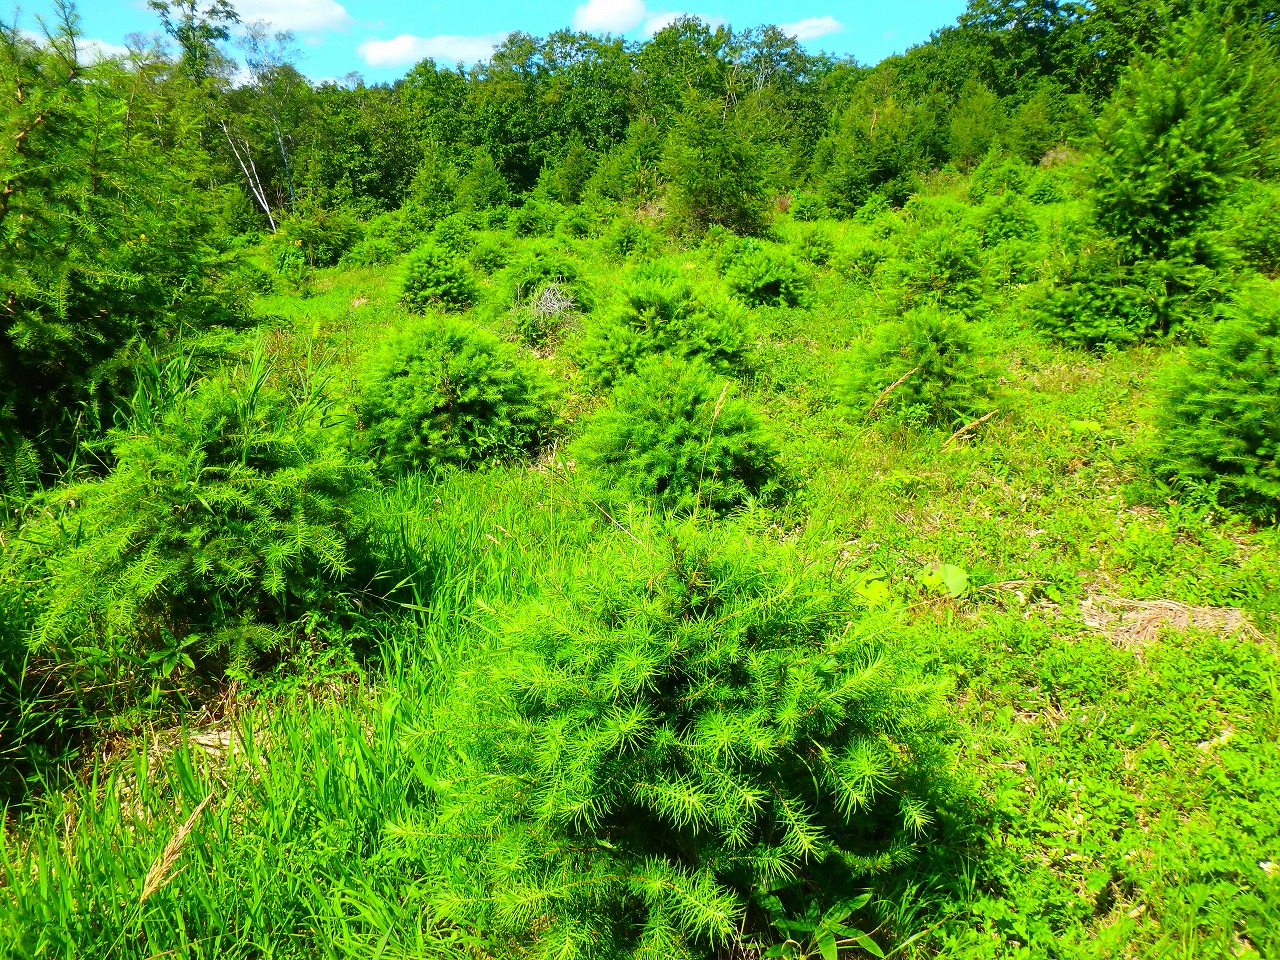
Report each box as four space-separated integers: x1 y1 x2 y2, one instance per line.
641 11 681 35
82 37 133 61
573 0 647 33
357 32 510 68
236 0 353 33
779 15 844 41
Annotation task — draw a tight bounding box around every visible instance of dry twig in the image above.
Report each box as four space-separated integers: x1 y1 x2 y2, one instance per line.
944 410 997 447
866 367 918 419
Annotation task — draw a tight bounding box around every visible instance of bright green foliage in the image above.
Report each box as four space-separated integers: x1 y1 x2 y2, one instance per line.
948 79 1006 167
359 318 556 473
420 525 950 954
886 225 986 316
497 242 585 307
508 199 564 237
495 243 589 346
812 94 938 213
469 233 510 273
7 343 372 716
1036 236 1215 346
573 355 774 511
1155 285 1280 519
664 96 771 235
1091 17 1247 263
723 242 810 307
400 242 478 312
602 216 662 261
341 209 420 266
0 16 227 463
576 263 749 388
968 151 1033 201
270 206 362 268
457 149 511 211
1223 181 1280 276
791 224 835 266
843 308 993 429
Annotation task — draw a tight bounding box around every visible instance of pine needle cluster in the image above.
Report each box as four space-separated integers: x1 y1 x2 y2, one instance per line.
408 525 952 957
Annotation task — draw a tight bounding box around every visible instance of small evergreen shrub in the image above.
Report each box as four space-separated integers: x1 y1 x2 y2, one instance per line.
1025 168 1068 204
602 216 661 261
497 243 586 308
789 190 831 221
508 200 563 237
342 209 420 266
833 237 892 288
1224 182 1280 277
272 206 363 268
793 223 835 265
1035 238 1218 346
722 242 810 307
968 151 1032 201
1155 285 1280 520
359 318 556 473
576 263 749 388
979 194 1040 247
429 212 479 253
400 242 477 312
886 226 986 316
843 307 993 428
573 355 775 511
418 525 951 953
7 345 373 715
469 233 510 273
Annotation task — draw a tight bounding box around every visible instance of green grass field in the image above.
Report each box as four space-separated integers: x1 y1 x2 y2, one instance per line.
3 179 1279 959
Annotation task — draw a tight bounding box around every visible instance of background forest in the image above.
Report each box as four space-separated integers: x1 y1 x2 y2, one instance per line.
2 0 1280 957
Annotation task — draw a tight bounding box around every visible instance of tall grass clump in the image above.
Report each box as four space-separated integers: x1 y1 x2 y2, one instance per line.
573 355 775 512
842 307 994 429
576 262 749 388
405 523 953 956
359 317 557 474
1155 284 1280 521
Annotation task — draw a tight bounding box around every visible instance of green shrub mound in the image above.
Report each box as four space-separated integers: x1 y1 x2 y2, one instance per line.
792 223 835 265
400 242 478 312
723 242 810 307
1223 182 1280 277
418 527 951 955
7 346 372 717
1034 237 1215 346
843 307 993 429
577 263 749 388
573 355 774 512
1156 285 1280 520
360 318 556 473
885 224 986 316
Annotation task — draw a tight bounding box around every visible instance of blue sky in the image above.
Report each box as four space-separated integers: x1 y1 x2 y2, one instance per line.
14 0 969 83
